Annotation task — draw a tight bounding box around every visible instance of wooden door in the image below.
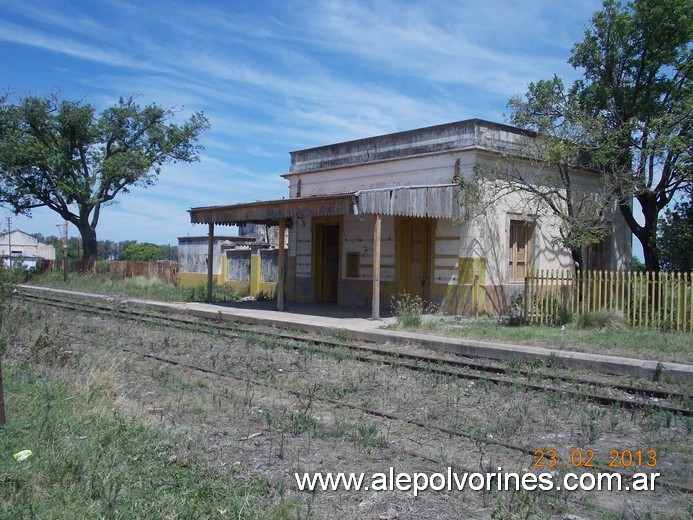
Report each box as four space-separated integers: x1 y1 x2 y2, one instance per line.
321 224 339 302
399 219 432 299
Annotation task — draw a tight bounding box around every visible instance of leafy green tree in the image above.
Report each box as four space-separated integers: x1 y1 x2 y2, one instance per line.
569 0 692 271
0 95 209 265
508 0 691 272
98 240 116 261
459 75 612 271
479 76 612 271
658 199 693 271
630 256 646 272
160 245 178 262
119 242 166 261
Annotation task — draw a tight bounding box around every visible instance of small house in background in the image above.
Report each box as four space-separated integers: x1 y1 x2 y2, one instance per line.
0 230 56 269
178 224 283 296
188 119 631 316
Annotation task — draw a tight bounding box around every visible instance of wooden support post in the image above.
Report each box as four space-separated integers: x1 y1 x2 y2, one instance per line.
206 222 214 303
372 214 381 319
277 217 286 311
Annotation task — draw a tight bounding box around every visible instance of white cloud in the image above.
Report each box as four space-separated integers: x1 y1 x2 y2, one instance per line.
0 0 606 245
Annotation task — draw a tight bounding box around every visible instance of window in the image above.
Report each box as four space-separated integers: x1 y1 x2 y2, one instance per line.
346 252 360 278
508 220 533 282
586 237 609 271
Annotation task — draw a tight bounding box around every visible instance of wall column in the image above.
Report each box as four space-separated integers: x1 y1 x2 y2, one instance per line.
206 222 214 303
372 213 381 319
277 217 286 311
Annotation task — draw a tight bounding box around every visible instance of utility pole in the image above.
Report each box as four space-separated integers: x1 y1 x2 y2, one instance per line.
57 222 68 282
5 217 11 268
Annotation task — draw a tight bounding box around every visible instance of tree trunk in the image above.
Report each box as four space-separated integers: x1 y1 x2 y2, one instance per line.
570 247 584 272
618 195 661 274
641 230 660 273
635 197 661 274
79 223 98 269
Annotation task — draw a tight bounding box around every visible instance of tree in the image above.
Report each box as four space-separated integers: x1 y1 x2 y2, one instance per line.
458 76 611 270
658 199 693 271
631 256 646 272
568 0 692 271
506 0 691 272
119 242 166 261
0 95 209 265
470 75 613 271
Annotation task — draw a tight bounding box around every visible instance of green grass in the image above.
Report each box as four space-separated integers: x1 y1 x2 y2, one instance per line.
25 271 692 363
393 318 693 363
575 309 629 332
26 271 242 302
0 362 298 518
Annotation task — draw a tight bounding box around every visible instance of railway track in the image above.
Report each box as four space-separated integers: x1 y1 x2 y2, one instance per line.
15 287 693 499
117 346 693 494
17 288 692 418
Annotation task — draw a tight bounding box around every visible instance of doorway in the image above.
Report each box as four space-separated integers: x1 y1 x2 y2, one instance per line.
314 221 340 302
398 218 434 299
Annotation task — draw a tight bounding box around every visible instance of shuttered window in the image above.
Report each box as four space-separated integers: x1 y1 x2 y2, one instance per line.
509 220 533 282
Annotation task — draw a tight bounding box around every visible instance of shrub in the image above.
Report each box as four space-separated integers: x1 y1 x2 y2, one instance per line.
576 309 629 332
537 290 572 326
506 289 526 326
185 283 242 303
390 292 438 328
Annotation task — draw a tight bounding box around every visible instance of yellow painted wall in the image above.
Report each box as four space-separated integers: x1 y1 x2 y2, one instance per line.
179 253 276 298
250 255 261 295
178 272 225 287
432 257 488 315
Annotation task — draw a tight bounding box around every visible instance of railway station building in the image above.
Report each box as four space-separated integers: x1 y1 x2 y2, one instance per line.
186 119 630 317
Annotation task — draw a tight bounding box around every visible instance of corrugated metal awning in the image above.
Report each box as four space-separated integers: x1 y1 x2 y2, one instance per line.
189 184 462 226
357 184 462 218
189 193 356 226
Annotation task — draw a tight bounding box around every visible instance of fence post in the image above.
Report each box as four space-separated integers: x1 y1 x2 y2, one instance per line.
539 269 545 325
676 272 682 332
688 272 692 333
524 271 530 323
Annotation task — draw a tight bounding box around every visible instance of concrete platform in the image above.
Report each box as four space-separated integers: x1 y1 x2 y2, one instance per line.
20 285 693 383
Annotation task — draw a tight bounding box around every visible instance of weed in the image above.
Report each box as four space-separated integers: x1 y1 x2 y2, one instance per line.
0 361 298 518
284 412 318 435
609 402 622 430
579 409 602 442
491 488 538 520
506 289 526 326
357 423 386 455
390 292 439 328
31 271 245 302
255 290 275 301
324 381 357 399
576 309 629 332
296 382 322 416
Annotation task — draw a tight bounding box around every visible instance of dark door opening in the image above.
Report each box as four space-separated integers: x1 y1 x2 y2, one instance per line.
316 223 340 302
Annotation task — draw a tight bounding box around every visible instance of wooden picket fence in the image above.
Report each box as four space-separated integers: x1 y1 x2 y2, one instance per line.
524 270 693 332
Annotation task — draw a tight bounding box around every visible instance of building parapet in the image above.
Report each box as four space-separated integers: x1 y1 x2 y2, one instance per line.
287 119 535 175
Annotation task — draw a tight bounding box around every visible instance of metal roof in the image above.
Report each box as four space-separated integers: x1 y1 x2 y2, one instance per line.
189 184 462 226
356 184 462 218
189 193 356 226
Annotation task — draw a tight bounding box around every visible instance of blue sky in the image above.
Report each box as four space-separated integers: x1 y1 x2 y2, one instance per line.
1 0 605 245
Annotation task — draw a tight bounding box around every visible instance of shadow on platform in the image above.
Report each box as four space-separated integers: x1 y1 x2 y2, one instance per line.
214 299 393 320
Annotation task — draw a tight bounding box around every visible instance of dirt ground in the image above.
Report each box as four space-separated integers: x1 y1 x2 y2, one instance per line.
14 301 693 519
